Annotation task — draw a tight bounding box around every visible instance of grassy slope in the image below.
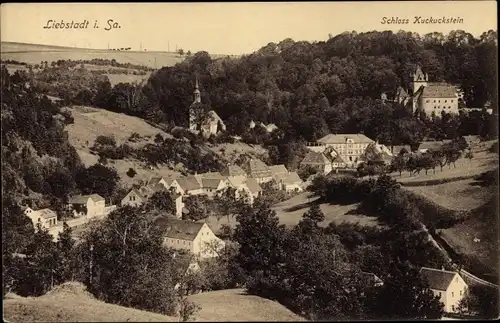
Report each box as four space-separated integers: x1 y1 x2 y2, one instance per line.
3 282 177 322
3 283 306 322
187 289 306 322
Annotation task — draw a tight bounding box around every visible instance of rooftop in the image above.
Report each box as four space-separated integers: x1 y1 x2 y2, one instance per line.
317 133 375 145
269 164 288 176
420 267 460 291
417 83 458 99
69 194 105 204
221 165 247 177
241 158 272 178
154 217 205 241
301 151 331 165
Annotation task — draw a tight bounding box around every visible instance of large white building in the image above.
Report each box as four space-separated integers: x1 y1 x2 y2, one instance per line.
396 65 460 117
306 133 375 168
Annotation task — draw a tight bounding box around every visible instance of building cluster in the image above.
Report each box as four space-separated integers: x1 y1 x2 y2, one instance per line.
121 157 305 212
23 194 118 241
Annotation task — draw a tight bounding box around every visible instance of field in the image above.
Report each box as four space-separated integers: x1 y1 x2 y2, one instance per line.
3 283 305 322
205 192 381 233
1 42 184 68
187 289 306 321
1 41 241 68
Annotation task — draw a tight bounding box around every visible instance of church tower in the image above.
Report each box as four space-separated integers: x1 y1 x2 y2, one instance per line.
189 76 201 131
410 65 428 94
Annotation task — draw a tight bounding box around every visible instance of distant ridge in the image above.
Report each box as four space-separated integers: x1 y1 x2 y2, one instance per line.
1 41 242 58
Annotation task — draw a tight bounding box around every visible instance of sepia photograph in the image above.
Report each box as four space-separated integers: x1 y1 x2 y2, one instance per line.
1 1 498 321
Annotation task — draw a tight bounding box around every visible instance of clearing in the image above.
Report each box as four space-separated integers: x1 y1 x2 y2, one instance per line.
65 105 180 186
187 288 305 322
206 192 381 233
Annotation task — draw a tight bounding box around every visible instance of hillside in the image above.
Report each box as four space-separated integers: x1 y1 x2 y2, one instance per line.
3 283 306 322
66 105 267 187
1 41 184 68
3 282 177 322
1 41 240 68
187 289 306 322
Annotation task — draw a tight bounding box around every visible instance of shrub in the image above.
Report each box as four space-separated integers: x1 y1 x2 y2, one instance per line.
126 168 137 178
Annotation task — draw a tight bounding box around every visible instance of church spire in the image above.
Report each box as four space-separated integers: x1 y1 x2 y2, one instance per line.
193 75 201 104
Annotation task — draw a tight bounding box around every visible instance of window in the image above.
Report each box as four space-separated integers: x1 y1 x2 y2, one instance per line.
451 100 454 103
426 100 430 103
451 292 454 297
438 100 441 102
452 305 455 312
439 292 442 297
449 106 451 109
434 100 436 103
445 100 447 103
177 239 179 244
434 106 436 109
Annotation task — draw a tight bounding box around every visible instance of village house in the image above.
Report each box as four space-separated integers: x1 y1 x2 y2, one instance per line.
226 176 254 205
199 177 229 197
189 77 226 137
396 65 460 116
221 164 248 183
244 177 263 202
279 172 304 193
420 267 468 313
361 272 384 288
147 177 172 190
300 151 333 175
155 217 225 259
240 157 274 184
67 194 110 218
391 145 412 156
417 140 450 153
23 206 58 230
121 184 184 218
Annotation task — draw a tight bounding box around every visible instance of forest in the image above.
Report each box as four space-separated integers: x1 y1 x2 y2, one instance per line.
104 29 497 144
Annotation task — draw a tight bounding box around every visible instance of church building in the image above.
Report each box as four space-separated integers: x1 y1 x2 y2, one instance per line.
395 65 460 117
189 77 226 137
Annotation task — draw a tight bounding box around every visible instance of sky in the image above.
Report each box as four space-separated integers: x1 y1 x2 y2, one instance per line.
1 2 497 55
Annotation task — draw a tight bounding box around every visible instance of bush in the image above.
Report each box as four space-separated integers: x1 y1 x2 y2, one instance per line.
126 168 137 178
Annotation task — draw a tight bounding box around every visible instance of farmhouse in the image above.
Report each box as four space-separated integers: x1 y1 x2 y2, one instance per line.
240 157 273 184
121 184 184 218
67 194 109 217
300 151 332 174
420 267 468 313
23 206 58 230
155 217 225 259
280 172 303 193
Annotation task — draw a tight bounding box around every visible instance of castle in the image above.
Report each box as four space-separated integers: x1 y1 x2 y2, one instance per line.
188 76 226 136
393 65 460 117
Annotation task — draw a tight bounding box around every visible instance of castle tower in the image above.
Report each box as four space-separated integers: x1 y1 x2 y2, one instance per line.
193 76 201 104
189 76 201 131
411 65 428 94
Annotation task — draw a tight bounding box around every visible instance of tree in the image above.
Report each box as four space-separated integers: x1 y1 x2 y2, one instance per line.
301 203 325 226
365 262 444 320
465 149 474 165
183 195 214 222
178 49 185 56
231 198 288 297
73 206 178 315
57 222 76 282
145 190 176 215
76 164 120 199
214 187 244 223
390 154 406 177
458 285 499 319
